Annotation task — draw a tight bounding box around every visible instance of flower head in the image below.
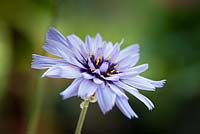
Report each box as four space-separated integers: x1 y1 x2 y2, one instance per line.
32 27 166 119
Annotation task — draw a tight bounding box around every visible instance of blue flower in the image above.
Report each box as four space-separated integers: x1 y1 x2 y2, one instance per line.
32 27 166 119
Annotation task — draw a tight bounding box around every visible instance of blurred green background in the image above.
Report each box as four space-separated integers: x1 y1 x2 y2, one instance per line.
0 0 200 134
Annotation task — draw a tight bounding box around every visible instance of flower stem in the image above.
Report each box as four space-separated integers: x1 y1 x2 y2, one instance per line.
75 99 90 134
51 0 60 27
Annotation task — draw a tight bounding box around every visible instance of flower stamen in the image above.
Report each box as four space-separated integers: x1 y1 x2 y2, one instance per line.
96 59 100 66
107 56 111 61
100 75 105 78
110 69 115 73
90 52 93 59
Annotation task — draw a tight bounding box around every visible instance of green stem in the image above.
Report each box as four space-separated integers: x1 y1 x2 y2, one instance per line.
27 0 60 133
27 78 46 134
51 0 60 27
75 99 90 134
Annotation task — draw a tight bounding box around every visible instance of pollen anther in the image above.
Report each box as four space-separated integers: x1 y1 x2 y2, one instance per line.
96 59 100 65
110 70 115 73
100 75 105 78
107 56 111 61
90 52 93 59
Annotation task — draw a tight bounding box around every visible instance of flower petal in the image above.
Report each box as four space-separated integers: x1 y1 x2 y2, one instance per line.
78 79 97 98
99 62 109 73
55 47 86 69
79 43 89 58
104 75 120 81
43 39 71 58
115 81 154 110
93 77 104 85
117 54 139 69
93 69 101 75
43 39 85 68
66 34 84 50
94 47 103 59
116 44 139 62
107 43 120 62
46 27 69 47
32 54 65 69
66 34 87 61
96 87 116 114
86 35 97 54
122 78 155 91
108 83 128 99
116 71 139 79
103 42 113 58
42 64 81 79
121 64 149 74
113 81 139 93
87 56 96 70
81 72 94 79
133 92 154 110
136 76 166 88
94 33 103 48
60 78 82 99
116 97 138 119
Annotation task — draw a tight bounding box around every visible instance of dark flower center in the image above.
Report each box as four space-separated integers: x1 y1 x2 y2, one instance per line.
83 53 119 79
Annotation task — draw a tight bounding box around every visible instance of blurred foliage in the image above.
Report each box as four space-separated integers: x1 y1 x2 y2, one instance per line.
0 0 200 134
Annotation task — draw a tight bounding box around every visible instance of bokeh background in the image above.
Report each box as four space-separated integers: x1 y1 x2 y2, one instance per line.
0 0 200 134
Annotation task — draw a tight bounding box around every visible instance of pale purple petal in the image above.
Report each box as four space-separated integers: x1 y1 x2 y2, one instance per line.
94 33 103 48
122 79 155 91
94 48 103 59
93 77 104 85
86 35 92 52
96 87 116 113
42 64 81 79
116 71 139 79
46 27 69 47
86 35 97 54
103 42 113 58
116 97 138 119
78 79 97 98
108 83 128 99
55 47 86 69
43 39 71 57
43 39 85 67
104 75 120 81
133 93 154 110
66 34 84 50
107 43 120 62
116 82 154 110
116 44 139 62
113 81 139 93
32 54 65 69
117 54 139 69
82 72 94 79
60 78 82 99
65 34 87 61
121 64 148 74
99 62 109 73
87 34 103 56
87 56 96 70
93 69 101 75
136 76 166 88
79 43 89 57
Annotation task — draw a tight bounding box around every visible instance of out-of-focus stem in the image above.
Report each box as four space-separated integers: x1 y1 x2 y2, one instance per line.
51 0 60 27
27 0 60 134
27 78 46 134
